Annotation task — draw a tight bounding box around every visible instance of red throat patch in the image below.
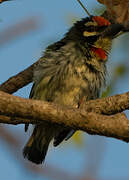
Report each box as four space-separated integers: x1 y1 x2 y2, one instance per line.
91 46 107 60
92 16 111 26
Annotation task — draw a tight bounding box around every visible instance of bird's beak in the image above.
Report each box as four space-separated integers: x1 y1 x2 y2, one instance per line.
101 23 125 39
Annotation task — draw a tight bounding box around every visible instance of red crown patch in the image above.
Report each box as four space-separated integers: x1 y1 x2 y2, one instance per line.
92 16 111 26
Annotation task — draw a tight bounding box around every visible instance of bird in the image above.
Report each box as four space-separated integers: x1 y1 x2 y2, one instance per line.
23 14 124 164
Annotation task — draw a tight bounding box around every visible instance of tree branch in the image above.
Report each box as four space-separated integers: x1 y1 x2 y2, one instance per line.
84 91 129 114
0 90 129 142
0 60 39 94
98 0 129 23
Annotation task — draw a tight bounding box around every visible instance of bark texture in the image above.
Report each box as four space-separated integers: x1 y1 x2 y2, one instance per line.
0 91 129 142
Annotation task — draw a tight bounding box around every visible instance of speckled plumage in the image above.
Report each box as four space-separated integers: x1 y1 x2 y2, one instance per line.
23 16 114 164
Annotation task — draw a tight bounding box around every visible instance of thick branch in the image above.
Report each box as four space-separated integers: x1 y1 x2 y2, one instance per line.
0 91 129 142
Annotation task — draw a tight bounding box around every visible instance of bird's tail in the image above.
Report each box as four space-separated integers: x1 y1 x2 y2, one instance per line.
23 124 54 164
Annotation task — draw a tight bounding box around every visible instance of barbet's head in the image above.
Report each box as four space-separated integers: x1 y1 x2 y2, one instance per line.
67 16 112 61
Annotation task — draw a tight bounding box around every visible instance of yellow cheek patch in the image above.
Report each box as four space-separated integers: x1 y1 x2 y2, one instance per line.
83 31 97 37
85 21 98 27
